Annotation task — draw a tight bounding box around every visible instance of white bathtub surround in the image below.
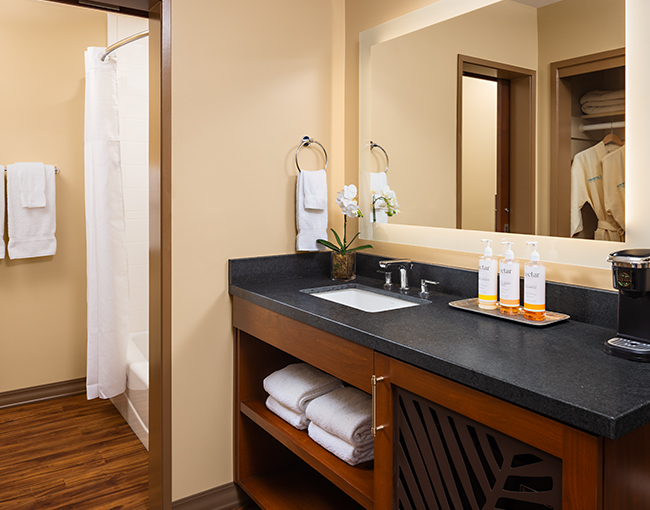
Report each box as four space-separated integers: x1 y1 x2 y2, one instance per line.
84 46 129 400
112 331 149 449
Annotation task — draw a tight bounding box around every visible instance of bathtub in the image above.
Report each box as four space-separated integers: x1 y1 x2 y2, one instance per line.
111 331 149 450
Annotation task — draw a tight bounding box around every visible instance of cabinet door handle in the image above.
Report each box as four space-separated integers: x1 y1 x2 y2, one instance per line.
371 375 386 437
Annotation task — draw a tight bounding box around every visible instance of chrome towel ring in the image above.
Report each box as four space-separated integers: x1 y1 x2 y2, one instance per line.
370 141 389 173
295 136 328 172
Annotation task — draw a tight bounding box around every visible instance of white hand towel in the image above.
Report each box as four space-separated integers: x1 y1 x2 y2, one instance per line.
263 363 344 414
303 169 327 210
308 422 374 466
296 170 328 252
305 386 373 446
6 164 57 259
16 162 46 208
370 172 388 223
0 170 5 259
266 395 310 430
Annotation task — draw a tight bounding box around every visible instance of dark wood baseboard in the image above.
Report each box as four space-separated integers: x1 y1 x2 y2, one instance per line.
172 482 249 510
0 378 86 409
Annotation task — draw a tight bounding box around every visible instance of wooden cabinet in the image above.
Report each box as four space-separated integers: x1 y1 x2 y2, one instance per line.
233 297 374 510
233 297 650 510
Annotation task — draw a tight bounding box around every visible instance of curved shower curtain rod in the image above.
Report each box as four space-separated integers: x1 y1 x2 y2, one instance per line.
100 30 149 62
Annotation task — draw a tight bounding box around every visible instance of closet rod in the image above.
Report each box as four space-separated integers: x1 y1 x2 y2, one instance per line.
580 121 625 132
101 30 149 62
3 166 60 174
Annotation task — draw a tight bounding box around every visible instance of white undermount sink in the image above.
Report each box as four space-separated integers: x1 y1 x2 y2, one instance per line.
303 284 428 313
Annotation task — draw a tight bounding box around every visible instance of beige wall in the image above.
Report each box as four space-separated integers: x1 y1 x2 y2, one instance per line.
170 0 345 500
0 1 106 393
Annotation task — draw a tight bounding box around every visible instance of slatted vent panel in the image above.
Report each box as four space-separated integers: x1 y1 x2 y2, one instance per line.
394 388 562 510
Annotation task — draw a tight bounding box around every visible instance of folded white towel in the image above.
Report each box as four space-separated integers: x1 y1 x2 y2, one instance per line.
266 395 310 430
306 386 373 446
580 89 625 104
0 170 5 259
263 363 343 414
296 170 328 252
581 103 625 115
308 422 374 466
370 172 388 223
6 164 57 259
16 162 46 208
302 169 327 210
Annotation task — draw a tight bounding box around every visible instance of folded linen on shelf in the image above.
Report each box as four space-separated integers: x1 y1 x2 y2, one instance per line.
266 395 310 430
308 422 374 466
305 386 372 446
263 363 344 414
580 89 625 104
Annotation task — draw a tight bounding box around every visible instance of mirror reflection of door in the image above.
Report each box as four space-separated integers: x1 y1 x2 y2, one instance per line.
461 75 500 231
457 56 536 235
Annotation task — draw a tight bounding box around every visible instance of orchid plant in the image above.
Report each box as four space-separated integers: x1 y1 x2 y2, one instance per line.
371 185 400 222
317 184 373 254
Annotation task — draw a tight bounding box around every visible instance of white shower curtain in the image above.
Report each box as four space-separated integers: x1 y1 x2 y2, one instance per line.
84 47 129 400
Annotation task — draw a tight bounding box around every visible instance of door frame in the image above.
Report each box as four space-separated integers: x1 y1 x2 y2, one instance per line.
457 55 536 235
42 1 172 509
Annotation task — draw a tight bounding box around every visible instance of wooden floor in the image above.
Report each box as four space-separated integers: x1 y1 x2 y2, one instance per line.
0 394 148 509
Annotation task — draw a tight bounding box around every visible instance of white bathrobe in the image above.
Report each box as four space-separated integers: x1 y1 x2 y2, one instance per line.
570 142 625 241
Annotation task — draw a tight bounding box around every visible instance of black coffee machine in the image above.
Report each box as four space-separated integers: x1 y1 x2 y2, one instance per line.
604 249 650 361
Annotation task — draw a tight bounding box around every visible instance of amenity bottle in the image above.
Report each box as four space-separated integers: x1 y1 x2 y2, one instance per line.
524 241 546 321
499 241 520 315
478 239 498 310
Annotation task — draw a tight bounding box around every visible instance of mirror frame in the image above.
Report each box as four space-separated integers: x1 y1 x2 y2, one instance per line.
360 0 648 271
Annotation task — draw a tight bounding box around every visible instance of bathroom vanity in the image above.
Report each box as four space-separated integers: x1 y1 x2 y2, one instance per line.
230 254 650 510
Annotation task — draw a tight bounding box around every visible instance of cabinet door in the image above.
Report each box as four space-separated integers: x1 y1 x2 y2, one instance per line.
374 353 602 510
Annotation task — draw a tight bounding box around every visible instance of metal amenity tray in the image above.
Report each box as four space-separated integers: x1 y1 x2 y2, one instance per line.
449 298 570 327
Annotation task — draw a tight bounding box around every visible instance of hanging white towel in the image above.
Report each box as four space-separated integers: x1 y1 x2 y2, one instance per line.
85 46 129 400
6 164 57 259
305 386 373 446
370 172 388 223
15 162 47 208
302 169 327 210
263 362 343 414
308 422 374 466
266 395 310 430
0 170 5 259
296 170 328 251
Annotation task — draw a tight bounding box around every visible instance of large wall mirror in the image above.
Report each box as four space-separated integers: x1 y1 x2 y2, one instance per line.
360 0 650 271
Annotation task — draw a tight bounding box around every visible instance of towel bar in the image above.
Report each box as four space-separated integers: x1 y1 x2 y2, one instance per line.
370 141 389 173
295 136 328 173
3 166 60 174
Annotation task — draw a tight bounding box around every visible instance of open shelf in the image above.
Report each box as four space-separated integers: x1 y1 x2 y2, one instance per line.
239 465 367 510
241 398 374 510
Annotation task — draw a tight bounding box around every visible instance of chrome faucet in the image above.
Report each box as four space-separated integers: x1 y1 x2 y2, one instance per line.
379 259 412 291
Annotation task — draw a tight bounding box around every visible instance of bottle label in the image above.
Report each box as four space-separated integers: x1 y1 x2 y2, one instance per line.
478 259 497 303
524 265 546 311
499 261 520 307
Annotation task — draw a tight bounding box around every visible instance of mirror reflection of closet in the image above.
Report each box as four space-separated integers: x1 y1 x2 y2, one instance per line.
550 48 625 240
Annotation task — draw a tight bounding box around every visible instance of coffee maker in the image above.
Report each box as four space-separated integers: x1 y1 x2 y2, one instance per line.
604 249 650 361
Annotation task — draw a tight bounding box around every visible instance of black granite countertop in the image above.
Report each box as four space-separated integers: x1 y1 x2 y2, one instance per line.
229 253 650 440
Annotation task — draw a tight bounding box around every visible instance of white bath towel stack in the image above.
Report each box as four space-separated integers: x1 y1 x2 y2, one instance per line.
6 163 57 259
263 363 344 430
580 89 625 116
305 386 374 466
